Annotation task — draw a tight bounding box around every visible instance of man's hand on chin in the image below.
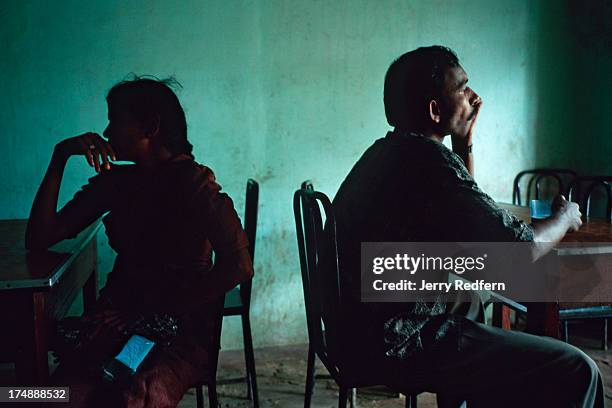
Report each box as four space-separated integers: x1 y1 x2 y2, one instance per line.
452 99 482 177
452 99 483 150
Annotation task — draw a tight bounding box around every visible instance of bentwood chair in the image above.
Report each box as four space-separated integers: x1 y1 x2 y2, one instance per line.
293 184 418 408
568 176 612 219
222 179 260 406
512 168 577 206
560 176 612 350
494 169 577 330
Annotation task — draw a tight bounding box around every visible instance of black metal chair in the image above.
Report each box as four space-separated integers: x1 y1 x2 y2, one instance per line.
195 298 225 408
293 184 417 408
512 168 577 206
222 179 260 406
568 176 612 219
560 176 612 350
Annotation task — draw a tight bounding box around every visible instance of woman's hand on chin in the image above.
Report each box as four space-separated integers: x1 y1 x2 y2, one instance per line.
55 132 117 173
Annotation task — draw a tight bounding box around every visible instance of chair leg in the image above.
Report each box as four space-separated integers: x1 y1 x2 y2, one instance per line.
304 345 316 408
241 312 259 408
563 321 569 343
208 382 219 408
338 386 348 408
406 394 418 408
196 386 204 408
349 388 357 408
603 318 608 351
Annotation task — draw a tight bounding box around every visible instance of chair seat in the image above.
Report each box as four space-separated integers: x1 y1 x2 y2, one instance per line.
223 287 244 315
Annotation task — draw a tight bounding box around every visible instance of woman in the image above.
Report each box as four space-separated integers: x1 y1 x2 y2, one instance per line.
26 77 253 407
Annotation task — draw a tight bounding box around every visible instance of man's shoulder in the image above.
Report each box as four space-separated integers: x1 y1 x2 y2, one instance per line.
349 131 446 169
383 131 456 164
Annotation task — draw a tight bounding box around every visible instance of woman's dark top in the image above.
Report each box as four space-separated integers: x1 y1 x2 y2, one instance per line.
60 153 249 343
51 155 251 402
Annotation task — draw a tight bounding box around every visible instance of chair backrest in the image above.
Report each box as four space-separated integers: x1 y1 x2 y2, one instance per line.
568 176 612 219
293 184 342 375
240 179 259 308
301 180 314 190
512 168 577 206
245 179 259 261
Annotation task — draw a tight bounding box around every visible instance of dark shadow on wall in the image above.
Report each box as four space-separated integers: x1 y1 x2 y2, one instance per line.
533 0 612 175
533 1 577 171
566 0 612 175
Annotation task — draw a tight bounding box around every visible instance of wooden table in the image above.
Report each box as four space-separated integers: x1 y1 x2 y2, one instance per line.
0 219 101 385
497 203 612 338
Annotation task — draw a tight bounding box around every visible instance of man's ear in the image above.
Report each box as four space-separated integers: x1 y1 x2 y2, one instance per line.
428 99 441 124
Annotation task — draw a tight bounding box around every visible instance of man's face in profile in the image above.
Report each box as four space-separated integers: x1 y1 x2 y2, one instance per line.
438 65 481 139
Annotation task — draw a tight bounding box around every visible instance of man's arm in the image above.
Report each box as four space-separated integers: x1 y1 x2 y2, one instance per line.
452 144 473 176
448 99 581 260
530 195 582 261
435 158 580 263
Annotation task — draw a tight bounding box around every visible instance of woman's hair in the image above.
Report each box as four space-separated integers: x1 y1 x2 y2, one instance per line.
106 75 194 158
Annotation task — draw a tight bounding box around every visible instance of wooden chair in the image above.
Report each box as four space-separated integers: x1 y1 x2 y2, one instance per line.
561 176 612 349
512 168 577 206
222 179 260 406
293 183 417 408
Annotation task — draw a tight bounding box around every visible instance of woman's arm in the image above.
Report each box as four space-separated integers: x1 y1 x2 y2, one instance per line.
26 132 115 250
164 179 254 314
201 248 254 300
156 248 253 316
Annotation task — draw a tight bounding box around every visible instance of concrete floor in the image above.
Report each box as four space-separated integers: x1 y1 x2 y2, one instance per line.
179 320 612 408
0 320 610 407
180 343 430 408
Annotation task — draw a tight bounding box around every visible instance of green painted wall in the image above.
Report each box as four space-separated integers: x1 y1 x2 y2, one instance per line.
1 0 607 349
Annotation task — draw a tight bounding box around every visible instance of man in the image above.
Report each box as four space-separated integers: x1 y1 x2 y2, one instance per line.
332 46 603 407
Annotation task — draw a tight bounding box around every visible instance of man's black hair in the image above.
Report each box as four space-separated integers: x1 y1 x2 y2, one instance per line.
384 46 459 130
107 75 194 158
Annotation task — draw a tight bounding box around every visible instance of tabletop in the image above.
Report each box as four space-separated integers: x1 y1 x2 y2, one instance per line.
498 203 612 255
495 203 612 337
0 219 102 290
